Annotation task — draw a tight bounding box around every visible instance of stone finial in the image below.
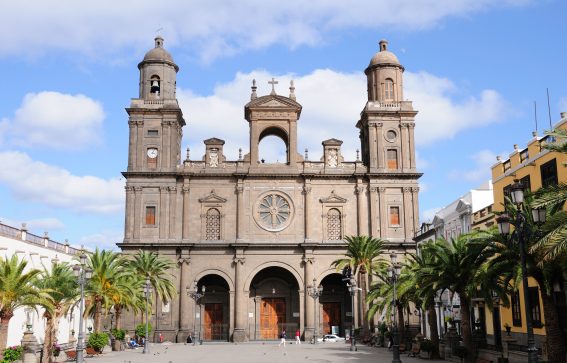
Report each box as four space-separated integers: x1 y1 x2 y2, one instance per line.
513 144 518 150
251 79 257 100
155 35 164 48
496 155 501 162
304 148 309 161
64 239 69 246
186 147 190 161
21 223 27 231
268 78 278 95
289 80 296 100
238 148 243 160
356 149 360 161
532 131 537 138
379 39 389 51
44 231 49 238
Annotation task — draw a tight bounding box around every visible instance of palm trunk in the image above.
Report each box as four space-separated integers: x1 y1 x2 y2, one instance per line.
427 301 440 359
94 297 103 332
360 272 368 332
541 290 566 363
397 302 405 345
115 305 122 331
41 314 54 363
459 296 474 363
0 312 13 353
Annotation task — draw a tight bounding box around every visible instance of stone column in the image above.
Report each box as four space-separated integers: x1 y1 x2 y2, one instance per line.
182 185 190 241
236 182 244 242
162 120 171 169
412 187 420 231
133 186 143 240
136 121 144 169
378 187 387 239
403 187 413 241
21 331 39 363
401 123 410 170
159 186 168 240
303 255 315 341
232 256 247 342
356 183 364 236
408 124 416 170
168 186 177 240
127 120 137 170
124 186 134 240
369 123 378 169
376 123 384 170
369 187 378 237
303 184 312 242
178 257 191 332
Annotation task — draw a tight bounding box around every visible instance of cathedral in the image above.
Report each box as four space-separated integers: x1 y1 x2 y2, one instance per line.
119 36 421 343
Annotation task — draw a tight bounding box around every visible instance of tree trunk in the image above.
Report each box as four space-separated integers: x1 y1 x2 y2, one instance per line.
397 302 405 345
427 301 440 359
94 297 103 332
459 296 474 363
0 312 13 353
541 291 566 363
115 305 122 331
359 273 368 332
41 314 54 363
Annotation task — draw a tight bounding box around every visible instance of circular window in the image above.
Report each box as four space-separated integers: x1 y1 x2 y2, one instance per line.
254 191 294 232
386 130 397 141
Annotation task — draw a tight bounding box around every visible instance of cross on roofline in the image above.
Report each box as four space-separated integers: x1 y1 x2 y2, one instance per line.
269 78 278 95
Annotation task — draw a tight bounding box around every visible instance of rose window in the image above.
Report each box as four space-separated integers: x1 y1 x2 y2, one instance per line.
255 192 293 231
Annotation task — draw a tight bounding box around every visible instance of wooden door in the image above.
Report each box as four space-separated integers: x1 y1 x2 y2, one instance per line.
322 303 341 334
260 298 286 339
204 303 223 340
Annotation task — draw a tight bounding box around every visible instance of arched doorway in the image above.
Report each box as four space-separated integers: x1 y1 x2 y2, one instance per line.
198 274 230 341
249 266 300 340
319 273 351 337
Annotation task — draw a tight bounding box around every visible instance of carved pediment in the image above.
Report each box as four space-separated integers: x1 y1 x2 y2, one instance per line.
455 199 471 214
198 190 227 203
246 95 302 109
322 138 343 146
204 137 225 145
319 190 347 204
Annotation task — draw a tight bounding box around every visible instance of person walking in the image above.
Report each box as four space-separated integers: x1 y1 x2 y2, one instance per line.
279 329 287 347
295 329 301 344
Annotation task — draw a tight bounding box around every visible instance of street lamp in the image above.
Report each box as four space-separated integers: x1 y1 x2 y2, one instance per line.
143 277 152 354
388 251 402 363
72 251 92 363
342 266 358 351
307 278 323 344
496 179 545 363
186 280 206 345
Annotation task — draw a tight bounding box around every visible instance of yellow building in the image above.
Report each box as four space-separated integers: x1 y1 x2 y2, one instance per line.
486 112 567 352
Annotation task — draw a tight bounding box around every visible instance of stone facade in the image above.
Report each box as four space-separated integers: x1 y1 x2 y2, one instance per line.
119 37 421 343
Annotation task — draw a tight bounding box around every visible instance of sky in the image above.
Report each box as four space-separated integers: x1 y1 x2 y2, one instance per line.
1 0 566 250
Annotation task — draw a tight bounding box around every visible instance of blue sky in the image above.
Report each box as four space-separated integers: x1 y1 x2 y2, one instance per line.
1 0 566 250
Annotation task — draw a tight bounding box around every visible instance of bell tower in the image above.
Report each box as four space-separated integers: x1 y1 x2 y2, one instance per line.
126 36 185 172
357 40 417 173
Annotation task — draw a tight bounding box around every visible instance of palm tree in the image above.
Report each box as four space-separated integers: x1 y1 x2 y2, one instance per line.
126 250 176 305
110 273 143 332
85 248 126 332
331 235 386 332
0 255 49 352
36 262 78 363
421 232 493 363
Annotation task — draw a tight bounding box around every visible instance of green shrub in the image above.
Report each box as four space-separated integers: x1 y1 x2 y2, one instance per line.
1 345 23 363
135 323 153 338
111 328 126 341
419 339 435 352
87 332 108 353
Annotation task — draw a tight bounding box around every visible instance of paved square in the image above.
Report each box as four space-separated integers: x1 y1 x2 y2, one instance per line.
95 342 444 363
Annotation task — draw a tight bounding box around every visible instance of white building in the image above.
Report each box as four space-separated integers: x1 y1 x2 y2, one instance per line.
0 222 89 347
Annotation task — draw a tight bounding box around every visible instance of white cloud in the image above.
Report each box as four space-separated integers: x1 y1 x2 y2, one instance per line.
421 207 441 223
3 92 105 150
407 72 509 146
558 96 567 115
0 151 123 214
0 216 64 232
179 69 509 161
448 149 497 183
78 229 123 251
0 0 531 61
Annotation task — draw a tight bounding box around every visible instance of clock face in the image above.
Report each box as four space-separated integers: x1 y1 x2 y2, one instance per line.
147 148 158 158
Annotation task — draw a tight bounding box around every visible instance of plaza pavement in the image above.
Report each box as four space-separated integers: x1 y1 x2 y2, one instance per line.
94 341 445 363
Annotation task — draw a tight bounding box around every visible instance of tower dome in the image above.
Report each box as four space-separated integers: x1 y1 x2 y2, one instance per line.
139 36 177 68
368 40 401 67
137 36 179 100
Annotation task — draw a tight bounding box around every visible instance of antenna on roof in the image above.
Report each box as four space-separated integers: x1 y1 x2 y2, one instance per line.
547 88 552 130
534 101 538 134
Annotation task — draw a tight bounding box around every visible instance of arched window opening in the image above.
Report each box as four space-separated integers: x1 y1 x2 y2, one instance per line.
205 208 221 240
258 135 287 164
384 79 394 101
327 208 342 240
150 75 161 95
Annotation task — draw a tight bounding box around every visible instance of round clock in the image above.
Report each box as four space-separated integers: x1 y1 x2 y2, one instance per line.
147 148 158 158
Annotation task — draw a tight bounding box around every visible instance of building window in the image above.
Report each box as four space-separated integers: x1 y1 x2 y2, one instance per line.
390 206 400 226
540 158 558 188
387 149 398 170
503 160 511 172
384 79 394 101
327 208 342 240
520 149 529 163
520 175 531 193
205 208 221 240
147 129 159 137
511 290 522 327
529 287 543 327
145 206 156 225
503 184 512 201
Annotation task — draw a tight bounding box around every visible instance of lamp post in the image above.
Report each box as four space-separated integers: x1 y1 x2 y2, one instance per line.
496 180 545 363
72 252 92 363
186 280 206 345
143 277 152 354
388 251 402 363
347 278 358 351
307 278 323 344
